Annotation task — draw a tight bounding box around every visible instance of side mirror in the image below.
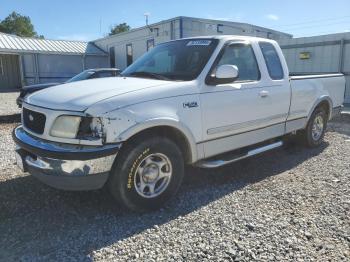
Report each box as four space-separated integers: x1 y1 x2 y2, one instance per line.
215 65 238 84
205 65 239 85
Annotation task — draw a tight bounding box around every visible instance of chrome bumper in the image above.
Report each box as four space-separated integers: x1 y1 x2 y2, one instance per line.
13 126 121 190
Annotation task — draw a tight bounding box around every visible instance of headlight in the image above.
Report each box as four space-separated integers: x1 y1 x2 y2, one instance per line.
50 115 81 138
50 115 104 140
77 117 103 140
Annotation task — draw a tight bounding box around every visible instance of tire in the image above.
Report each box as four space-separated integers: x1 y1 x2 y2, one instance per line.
108 136 184 212
299 107 328 148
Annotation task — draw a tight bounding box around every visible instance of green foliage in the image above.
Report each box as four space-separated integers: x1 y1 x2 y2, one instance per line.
0 11 43 38
109 23 131 36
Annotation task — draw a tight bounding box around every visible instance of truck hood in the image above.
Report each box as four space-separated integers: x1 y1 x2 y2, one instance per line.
25 77 171 112
23 82 61 91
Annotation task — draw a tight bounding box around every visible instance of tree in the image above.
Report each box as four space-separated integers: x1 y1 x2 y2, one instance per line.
109 23 130 36
0 11 43 38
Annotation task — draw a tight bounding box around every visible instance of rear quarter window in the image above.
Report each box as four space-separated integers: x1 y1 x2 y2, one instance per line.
259 42 284 80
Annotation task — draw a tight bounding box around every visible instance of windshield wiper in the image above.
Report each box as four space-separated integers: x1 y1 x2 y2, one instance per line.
127 71 170 81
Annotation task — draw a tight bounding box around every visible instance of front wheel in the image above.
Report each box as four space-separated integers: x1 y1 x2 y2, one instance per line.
299 107 328 147
108 137 184 212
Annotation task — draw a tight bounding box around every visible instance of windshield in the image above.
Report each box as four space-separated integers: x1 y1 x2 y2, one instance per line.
66 70 95 83
122 39 219 81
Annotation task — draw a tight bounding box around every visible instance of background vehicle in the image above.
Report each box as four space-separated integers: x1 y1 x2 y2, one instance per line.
16 68 121 106
13 36 345 212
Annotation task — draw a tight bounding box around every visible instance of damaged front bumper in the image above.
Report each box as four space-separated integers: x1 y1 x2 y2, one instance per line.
12 126 121 190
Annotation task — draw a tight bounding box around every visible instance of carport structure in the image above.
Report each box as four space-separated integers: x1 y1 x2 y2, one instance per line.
0 32 108 91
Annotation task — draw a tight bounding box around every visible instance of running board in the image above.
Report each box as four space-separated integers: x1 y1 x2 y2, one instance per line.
196 141 283 168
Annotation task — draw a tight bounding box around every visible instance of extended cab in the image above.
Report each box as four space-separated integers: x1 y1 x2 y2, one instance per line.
13 36 345 211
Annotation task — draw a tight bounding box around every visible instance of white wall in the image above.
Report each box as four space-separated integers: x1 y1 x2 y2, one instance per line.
21 53 108 85
94 19 180 70
181 17 290 40
282 45 340 73
85 56 109 70
93 17 290 71
279 32 350 103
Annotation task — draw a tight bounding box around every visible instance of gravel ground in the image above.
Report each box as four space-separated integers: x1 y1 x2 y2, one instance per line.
0 92 20 116
0 117 349 261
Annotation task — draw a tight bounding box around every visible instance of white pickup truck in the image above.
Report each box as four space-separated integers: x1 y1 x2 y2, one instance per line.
13 36 345 211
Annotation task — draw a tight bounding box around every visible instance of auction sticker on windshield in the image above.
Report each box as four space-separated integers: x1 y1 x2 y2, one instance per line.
187 40 212 46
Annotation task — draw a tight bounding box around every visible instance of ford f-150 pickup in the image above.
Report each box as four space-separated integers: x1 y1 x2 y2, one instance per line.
13 36 345 211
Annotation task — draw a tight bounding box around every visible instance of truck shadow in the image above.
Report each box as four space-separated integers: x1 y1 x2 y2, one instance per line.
0 142 328 261
0 113 21 124
328 115 350 137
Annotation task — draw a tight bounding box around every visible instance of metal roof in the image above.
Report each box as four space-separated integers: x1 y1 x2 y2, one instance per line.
0 32 107 56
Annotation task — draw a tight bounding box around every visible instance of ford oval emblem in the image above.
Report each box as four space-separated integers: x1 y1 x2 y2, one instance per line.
29 114 34 121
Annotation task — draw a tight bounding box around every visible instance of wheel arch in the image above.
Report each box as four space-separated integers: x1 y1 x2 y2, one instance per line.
307 96 333 124
117 118 198 164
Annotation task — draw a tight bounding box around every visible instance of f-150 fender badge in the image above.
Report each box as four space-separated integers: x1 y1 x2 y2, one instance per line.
183 102 199 108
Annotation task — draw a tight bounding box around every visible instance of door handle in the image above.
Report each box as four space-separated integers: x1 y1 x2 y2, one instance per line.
259 90 269 98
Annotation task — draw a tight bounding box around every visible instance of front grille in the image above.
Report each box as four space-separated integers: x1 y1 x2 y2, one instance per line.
23 108 46 134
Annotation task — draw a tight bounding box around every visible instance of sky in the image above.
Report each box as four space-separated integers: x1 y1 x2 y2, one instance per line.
1 0 350 41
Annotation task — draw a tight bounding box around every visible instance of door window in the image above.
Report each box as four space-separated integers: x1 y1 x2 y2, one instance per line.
126 44 133 66
109 47 115 68
259 42 284 80
147 39 154 51
217 43 260 81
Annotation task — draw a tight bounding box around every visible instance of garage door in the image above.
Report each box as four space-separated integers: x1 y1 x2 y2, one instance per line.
0 54 21 91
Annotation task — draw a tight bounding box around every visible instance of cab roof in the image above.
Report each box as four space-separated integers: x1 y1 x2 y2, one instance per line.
178 35 277 43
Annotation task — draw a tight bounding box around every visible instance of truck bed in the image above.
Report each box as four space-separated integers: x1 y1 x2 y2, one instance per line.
288 73 345 126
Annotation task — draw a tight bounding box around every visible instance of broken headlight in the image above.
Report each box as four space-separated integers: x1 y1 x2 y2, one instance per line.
77 117 104 140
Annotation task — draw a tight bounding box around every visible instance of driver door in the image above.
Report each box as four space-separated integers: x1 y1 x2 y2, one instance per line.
199 41 289 158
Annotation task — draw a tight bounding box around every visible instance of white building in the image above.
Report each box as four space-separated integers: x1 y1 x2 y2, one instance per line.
94 16 292 70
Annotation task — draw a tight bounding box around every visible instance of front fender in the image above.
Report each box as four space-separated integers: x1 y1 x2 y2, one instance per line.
117 117 198 163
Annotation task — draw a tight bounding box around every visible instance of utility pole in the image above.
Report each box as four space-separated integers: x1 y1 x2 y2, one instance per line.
144 12 150 26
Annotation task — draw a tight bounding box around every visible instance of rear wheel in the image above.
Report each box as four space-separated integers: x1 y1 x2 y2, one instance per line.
108 136 184 212
299 107 328 147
